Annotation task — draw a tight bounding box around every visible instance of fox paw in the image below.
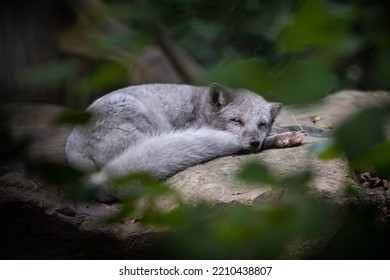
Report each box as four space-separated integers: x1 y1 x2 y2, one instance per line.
274 131 303 148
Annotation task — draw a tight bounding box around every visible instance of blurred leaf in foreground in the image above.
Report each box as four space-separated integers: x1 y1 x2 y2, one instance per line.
335 107 389 162
142 195 332 259
280 0 354 52
56 110 92 125
237 160 313 193
75 62 128 96
19 61 76 88
236 161 278 185
351 140 390 178
272 60 332 104
199 57 274 94
200 58 333 104
309 138 343 160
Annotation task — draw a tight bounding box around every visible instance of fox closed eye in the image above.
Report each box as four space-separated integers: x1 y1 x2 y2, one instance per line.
230 118 244 125
258 121 266 128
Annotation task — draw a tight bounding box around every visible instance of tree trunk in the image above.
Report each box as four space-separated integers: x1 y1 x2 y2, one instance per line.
0 0 75 104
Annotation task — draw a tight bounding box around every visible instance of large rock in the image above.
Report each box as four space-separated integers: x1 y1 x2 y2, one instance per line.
169 140 351 204
0 90 389 259
170 90 389 204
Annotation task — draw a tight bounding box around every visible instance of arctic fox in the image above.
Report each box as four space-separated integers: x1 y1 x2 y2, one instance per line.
66 83 302 200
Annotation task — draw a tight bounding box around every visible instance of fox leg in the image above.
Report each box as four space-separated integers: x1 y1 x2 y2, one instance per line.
262 131 303 150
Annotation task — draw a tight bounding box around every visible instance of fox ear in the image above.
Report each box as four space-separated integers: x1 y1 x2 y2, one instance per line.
208 83 232 110
270 102 282 120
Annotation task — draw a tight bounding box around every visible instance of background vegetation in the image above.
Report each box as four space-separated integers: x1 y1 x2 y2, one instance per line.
1 0 389 259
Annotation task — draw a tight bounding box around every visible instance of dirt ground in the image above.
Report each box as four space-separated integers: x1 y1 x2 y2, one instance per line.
358 172 390 219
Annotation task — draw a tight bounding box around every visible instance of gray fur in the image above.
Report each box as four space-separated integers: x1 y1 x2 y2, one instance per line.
66 83 302 201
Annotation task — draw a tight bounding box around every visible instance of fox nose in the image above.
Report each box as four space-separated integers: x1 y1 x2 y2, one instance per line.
249 139 260 148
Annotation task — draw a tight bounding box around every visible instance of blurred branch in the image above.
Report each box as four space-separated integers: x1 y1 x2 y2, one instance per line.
60 0 136 68
60 0 202 84
72 0 128 34
156 24 202 83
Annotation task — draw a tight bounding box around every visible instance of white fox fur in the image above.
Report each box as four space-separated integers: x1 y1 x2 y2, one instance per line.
66 83 302 201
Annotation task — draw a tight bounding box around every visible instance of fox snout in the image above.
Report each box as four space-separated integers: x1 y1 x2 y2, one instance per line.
249 138 261 148
240 136 263 152
239 129 265 152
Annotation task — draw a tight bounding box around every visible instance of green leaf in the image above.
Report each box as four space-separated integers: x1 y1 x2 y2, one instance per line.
56 110 92 125
200 58 333 105
35 163 84 186
236 161 278 185
104 201 137 224
142 206 186 228
215 215 248 246
351 140 390 178
280 0 354 52
335 107 388 162
280 171 313 192
19 61 76 88
290 198 331 237
309 139 342 160
272 60 332 104
114 172 160 187
199 58 275 94
75 62 128 95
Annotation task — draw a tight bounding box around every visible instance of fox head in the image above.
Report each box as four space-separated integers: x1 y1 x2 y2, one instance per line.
201 83 282 152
